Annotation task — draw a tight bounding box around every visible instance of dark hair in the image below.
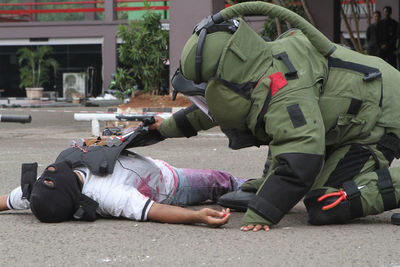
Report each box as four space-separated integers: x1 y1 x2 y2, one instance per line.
383 6 392 13
373 11 381 17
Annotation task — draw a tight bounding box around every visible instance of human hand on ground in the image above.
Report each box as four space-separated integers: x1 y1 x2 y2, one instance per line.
240 224 270 232
148 116 164 131
198 208 230 227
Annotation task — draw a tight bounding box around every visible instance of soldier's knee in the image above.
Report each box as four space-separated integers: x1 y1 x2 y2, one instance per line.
304 189 353 225
304 180 368 225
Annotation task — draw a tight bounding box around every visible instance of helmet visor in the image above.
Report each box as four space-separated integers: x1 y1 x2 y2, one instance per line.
187 96 215 122
171 68 207 97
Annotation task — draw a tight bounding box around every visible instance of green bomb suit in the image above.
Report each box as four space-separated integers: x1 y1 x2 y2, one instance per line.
160 2 400 227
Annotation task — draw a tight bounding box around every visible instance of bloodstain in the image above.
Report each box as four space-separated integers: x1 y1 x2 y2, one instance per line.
137 174 153 198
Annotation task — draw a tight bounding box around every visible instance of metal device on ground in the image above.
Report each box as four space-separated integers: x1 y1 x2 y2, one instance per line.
70 114 156 149
105 114 156 147
102 127 122 136
115 114 156 126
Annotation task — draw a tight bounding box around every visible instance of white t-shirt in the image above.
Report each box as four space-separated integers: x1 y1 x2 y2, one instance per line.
7 154 178 221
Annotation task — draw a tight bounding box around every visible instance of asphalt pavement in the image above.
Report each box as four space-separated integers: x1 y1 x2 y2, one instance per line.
0 106 399 266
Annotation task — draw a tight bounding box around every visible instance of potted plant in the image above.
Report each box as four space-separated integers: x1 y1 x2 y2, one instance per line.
17 45 59 99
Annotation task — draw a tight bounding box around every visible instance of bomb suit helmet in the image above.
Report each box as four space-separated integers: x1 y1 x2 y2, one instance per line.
172 1 335 129
172 16 239 121
172 15 270 129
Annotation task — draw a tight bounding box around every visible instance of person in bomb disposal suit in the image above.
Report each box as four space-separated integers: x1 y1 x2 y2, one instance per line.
147 2 400 231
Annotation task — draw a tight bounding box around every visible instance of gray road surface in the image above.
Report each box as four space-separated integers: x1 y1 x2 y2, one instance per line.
0 107 399 266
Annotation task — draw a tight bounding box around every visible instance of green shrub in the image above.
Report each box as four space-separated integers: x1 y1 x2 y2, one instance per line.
117 10 169 95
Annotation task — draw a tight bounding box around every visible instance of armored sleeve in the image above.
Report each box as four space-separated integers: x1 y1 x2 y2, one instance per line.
246 86 325 225
159 104 217 138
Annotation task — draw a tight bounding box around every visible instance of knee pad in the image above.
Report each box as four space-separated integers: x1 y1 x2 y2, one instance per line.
304 189 353 225
305 180 365 225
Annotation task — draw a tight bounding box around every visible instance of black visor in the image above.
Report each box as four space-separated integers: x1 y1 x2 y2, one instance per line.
171 67 207 100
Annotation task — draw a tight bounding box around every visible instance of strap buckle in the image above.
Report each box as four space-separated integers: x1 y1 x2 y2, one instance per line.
379 183 395 195
362 72 382 82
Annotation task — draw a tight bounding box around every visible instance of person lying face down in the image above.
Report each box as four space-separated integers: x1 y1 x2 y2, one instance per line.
1 154 245 227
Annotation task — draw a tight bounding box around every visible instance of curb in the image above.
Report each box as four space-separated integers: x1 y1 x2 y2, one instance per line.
0 97 124 108
0 105 187 115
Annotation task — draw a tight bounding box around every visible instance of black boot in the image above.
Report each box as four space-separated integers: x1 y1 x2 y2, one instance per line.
218 160 270 211
217 189 255 211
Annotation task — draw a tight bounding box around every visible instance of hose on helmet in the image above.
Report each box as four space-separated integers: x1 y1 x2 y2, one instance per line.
219 2 335 56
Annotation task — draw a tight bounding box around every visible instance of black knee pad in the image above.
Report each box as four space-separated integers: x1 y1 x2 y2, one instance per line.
304 189 352 225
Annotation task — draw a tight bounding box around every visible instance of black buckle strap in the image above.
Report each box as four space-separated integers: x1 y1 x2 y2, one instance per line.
195 29 207 83
376 169 398 211
347 98 363 115
73 194 99 221
273 52 298 80
362 72 381 82
21 162 38 200
212 77 255 100
342 180 363 219
255 90 272 132
193 16 238 83
328 57 382 82
172 105 198 138
194 15 237 35
378 133 400 159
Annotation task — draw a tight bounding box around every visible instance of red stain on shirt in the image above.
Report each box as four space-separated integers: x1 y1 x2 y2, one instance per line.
137 174 153 198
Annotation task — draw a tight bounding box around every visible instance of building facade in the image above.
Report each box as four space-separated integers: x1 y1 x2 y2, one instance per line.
0 0 398 98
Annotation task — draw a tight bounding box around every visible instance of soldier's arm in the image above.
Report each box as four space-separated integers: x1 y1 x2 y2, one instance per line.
157 105 217 138
242 86 325 230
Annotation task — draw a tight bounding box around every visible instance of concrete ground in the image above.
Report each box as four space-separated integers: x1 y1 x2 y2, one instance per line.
0 107 399 266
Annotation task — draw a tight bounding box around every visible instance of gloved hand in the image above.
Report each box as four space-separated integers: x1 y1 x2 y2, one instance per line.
148 116 164 131
126 128 165 148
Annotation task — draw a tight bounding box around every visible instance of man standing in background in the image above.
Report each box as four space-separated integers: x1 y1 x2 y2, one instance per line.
377 6 398 68
366 11 381 56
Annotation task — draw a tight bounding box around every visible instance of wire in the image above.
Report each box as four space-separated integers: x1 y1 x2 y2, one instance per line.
116 158 170 198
